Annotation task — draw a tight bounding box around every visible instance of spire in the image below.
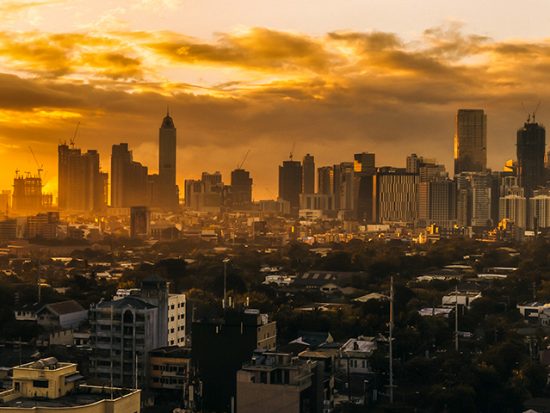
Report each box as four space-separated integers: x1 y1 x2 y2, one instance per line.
161 107 175 129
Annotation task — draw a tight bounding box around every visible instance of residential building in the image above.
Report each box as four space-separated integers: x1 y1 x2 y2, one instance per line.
36 300 88 330
0 358 140 412
237 351 324 413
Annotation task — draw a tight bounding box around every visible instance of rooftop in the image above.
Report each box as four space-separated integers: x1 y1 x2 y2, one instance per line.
0 386 138 408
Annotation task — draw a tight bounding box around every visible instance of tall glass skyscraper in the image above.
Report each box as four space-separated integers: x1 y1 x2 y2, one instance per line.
454 109 487 175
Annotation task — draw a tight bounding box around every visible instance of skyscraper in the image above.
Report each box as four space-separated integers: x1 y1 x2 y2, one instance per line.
58 144 105 212
454 109 487 175
354 152 376 222
111 143 148 207
278 160 302 214
230 168 253 207
517 118 546 197
317 166 333 195
302 153 315 194
159 110 178 209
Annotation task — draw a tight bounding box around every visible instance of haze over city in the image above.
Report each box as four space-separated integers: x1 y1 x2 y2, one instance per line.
2 0 550 199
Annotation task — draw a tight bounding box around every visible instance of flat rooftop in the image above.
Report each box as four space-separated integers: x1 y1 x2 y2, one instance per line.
0 388 136 408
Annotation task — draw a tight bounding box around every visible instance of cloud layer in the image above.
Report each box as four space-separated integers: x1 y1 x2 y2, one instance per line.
0 23 547 199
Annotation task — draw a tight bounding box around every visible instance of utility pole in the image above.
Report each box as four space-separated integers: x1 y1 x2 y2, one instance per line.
223 258 230 309
389 275 394 404
455 285 459 352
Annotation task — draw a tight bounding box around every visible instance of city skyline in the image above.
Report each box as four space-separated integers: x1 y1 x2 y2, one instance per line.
3 1 550 199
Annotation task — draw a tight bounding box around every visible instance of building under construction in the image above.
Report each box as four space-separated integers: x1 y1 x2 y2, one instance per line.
12 172 43 213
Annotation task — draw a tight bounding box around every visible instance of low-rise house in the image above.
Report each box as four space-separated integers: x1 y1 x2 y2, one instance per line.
442 291 482 309
292 271 364 291
14 303 40 322
36 300 88 330
0 357 140 412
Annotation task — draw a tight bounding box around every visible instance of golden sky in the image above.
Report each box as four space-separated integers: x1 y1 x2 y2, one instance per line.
1 0 550 199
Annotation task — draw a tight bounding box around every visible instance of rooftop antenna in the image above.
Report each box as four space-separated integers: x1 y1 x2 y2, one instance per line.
237 149 251 169
166 105 170 117
70 121 80 148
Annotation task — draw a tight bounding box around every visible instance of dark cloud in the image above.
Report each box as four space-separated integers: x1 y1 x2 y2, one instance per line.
1 25 550 198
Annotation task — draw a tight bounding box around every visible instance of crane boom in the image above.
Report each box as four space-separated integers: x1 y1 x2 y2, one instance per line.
238 149 251 169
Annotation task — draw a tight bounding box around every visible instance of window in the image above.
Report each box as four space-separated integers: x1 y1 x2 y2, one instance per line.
33 380 49 388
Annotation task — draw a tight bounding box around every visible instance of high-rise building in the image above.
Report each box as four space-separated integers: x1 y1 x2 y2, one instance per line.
184 172 224 212
454 109 487 175
302 154 315 194
111 143 148 207
418 179 457 228
530 193 550 228
333 162 355 213
12 173 42 213
279 160 302 214
517 118 546 197
376 168 419 223
499 194 527 229
90 276 186 387
230 168 253 207
406 153 420 174
58 144 105 212
354 153 376 222
456 172 493 228
317 166 333 195
158 111 179 209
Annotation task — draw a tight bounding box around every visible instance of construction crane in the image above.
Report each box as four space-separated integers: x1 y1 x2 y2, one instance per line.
28 146 44 179
522 101 542 123
289 141 296 160
237 149 251 169
70 121 80 148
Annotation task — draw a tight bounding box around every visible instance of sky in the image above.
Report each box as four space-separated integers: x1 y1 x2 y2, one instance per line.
1 0 550 200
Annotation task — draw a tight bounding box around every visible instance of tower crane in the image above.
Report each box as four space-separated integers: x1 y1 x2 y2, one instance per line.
237 149 251 170
28 146 43 179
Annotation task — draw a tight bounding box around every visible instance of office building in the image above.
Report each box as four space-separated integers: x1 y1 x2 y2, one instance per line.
192 309 277 412
354 153 376 222
302 154 315 194
58 144 105 212
376 168 419 223
111 143 148 208
158 111 179 209
333 162 355 213
279 160 302 214
317 166 333 195
530 192 550 229
0 358 141 412
454 109 487 174
517 118 546 197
